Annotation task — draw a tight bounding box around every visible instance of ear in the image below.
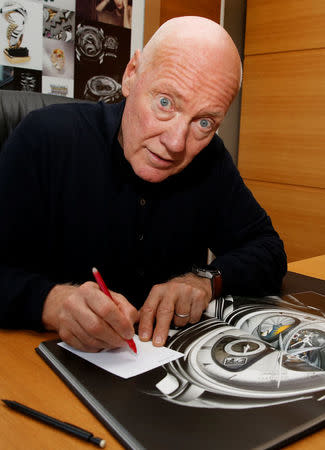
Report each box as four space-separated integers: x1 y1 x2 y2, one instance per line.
121 49 141 97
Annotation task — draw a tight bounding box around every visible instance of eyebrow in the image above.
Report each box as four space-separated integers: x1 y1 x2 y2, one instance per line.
194 110 225 122
199 111 224 118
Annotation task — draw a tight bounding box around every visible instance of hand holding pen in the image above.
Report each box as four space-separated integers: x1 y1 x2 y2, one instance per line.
92 267 137 354
42 269 139 353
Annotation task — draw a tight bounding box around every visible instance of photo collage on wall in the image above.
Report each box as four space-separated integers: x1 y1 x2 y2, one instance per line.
0 0 132 102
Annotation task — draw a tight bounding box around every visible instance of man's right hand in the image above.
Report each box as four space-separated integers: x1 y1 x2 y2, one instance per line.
42 282 139 352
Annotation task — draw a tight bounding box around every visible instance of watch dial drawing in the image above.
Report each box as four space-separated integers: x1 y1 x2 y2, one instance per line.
75 24 118 64
151 294 325 410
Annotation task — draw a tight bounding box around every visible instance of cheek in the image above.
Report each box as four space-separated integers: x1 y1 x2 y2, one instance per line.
123 93 168 146
185 135 212 161
132 109 163 140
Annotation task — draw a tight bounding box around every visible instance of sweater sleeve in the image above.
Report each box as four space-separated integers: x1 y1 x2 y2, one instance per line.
0 112 56 329
207 144 287 297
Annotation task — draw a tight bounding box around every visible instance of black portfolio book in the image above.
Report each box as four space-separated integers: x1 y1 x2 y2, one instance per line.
36 272 325 450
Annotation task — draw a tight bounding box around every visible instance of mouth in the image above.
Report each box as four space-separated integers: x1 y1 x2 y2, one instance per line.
146 148 175 169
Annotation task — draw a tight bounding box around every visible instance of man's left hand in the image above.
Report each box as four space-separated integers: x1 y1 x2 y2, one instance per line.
138 273 212 346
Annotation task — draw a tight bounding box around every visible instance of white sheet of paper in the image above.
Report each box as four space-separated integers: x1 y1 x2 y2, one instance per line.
58 335 183 379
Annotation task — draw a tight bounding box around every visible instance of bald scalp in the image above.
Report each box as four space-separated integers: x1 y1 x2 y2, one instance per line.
138 16 242 93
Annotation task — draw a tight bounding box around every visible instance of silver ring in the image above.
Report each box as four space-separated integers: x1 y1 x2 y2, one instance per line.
174 312 190 318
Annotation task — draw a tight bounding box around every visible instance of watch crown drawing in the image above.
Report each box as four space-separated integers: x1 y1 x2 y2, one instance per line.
1 2 31 63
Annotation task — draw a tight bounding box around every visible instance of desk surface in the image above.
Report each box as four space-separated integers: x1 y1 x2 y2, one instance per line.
1 255 325 450
288 254 325 281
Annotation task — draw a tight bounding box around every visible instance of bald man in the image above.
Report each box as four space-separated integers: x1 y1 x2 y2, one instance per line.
0 17 286 351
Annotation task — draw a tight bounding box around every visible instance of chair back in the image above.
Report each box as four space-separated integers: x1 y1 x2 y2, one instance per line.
0 90 87 149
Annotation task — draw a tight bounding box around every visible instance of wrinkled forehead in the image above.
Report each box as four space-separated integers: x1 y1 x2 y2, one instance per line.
144 39 239 86
140 44 240 107
149 39 216 67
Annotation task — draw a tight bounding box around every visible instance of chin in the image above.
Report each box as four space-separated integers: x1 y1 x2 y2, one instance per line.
133 165 172 183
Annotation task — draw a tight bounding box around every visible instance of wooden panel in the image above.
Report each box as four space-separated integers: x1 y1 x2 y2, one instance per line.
144 0 161 45
238 49 325 189
244 180 325 263
245 0 325 55
160 0 220 24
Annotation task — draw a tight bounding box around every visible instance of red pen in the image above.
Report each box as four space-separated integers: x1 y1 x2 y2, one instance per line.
92 267 137 354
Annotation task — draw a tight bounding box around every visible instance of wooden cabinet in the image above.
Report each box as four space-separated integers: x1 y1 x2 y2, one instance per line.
245 0 325 54
239 49 325 189
238 0 325 262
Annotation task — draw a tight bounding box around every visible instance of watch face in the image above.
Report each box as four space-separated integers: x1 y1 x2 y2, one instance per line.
257 315 298 342
150 296 325 410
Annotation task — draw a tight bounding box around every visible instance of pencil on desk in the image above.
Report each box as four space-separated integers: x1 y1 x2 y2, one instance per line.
2 400 106 448
92 267 137 354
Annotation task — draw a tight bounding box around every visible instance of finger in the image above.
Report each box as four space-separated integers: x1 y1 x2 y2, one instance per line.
188 284 210 324
189 295 206 324
174 281 208 325
60 327 115 352
152 297 175 346
61 288 127 348
138 285 162 342
58 310 118 351
79 283 135 341
173 297 192 327
59 328 88 351
173 312 191 327
78 309 128 348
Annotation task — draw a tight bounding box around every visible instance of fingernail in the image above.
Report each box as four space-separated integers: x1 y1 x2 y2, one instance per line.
154 336 162 346
140 332 149 341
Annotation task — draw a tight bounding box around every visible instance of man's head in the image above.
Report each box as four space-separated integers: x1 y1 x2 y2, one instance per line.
119 16 242 183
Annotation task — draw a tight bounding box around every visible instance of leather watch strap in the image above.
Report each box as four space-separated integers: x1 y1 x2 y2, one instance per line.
212 271 222 299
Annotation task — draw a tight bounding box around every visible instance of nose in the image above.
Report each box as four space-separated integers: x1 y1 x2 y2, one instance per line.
159 116 189 153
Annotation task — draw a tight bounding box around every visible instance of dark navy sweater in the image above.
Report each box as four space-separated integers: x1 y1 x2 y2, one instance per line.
0 100 287 329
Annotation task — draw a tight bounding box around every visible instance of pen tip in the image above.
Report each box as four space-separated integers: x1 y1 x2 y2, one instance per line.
127 340 137 354
92 267 98 274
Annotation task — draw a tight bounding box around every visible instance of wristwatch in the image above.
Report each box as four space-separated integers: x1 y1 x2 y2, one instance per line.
192 265 222 299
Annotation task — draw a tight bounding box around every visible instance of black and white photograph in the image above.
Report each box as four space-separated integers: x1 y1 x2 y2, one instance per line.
73 20 130 102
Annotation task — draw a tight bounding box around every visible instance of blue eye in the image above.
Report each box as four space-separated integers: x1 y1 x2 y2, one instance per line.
200 119 210 128
160 97 170 108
